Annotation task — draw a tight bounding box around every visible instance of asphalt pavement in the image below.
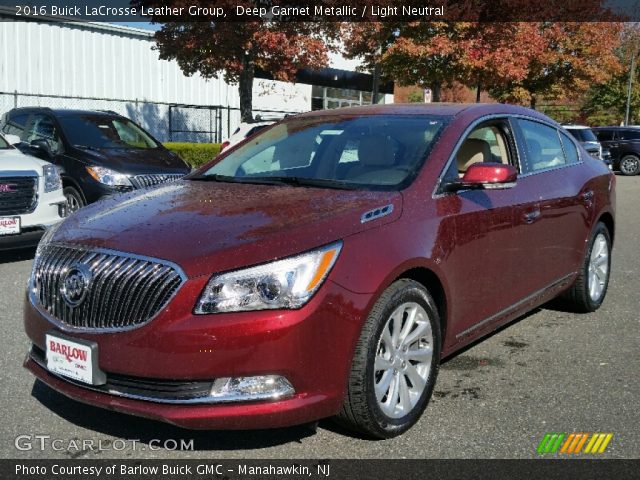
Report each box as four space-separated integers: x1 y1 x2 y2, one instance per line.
0 177 638 459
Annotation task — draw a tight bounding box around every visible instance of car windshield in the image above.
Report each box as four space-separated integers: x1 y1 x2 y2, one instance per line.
58 115 160 149
0 136 9 149
197 114 448 190
567 128 598 143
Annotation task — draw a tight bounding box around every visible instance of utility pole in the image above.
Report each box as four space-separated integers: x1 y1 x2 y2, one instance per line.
371 44 382 104
625 45 638 126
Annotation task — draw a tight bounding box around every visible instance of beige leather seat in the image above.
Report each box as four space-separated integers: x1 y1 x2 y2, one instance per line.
456 138 492 174
349 136 395 181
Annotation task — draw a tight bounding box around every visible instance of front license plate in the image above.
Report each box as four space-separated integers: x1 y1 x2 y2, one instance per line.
45 333 104 385
0 217 20 236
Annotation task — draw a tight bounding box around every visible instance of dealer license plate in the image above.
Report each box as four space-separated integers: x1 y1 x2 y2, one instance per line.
0 217 20 236
45 333 100 385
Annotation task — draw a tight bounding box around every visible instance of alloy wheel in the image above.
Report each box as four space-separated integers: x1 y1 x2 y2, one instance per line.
65 192 82 213
374 302 433 419
620 156 640 175
588 233 609 302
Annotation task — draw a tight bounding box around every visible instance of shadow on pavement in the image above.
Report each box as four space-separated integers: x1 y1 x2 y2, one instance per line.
30 380 318 451
0 247 36 265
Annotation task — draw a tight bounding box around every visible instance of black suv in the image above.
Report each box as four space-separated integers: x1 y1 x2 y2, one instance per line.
592 126 640 176
1 108 191 211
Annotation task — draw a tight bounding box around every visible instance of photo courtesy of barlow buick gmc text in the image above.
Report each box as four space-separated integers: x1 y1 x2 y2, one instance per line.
0 1 639 479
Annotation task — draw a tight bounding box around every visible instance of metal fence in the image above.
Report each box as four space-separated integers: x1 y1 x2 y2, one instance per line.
0 91 299 143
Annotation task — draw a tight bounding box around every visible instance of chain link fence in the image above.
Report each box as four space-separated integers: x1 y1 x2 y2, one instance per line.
0 91 299 143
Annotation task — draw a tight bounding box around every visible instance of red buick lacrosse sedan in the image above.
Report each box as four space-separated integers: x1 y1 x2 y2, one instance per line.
24 104 615 438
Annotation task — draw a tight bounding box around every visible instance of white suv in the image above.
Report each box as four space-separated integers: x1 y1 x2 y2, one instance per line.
0 133 66 250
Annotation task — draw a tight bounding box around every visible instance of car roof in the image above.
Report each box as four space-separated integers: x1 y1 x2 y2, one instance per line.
592 126 639 130
563 125 591 129
294 102 549 121
7 107 122 118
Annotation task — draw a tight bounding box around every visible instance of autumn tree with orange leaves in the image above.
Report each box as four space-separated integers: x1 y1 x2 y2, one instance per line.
136 0 336 122
488 23 623 109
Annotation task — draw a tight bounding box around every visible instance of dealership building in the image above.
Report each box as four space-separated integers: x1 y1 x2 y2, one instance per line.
0 15 394 142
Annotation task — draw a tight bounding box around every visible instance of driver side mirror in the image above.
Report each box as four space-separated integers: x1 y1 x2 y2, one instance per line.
447 163 518 192
30 139 53 158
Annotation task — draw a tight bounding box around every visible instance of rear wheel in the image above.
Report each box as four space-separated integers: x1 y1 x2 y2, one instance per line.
619 155 640 176
63 186 85 213
561 222 612 312
336 279 441 439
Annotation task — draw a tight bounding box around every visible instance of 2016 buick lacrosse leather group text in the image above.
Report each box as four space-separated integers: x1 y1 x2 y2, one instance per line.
23 103 615 438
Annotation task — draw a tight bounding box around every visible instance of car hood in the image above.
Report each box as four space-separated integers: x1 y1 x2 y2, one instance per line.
52 180 402 278
75 147 190 175
0 148 48 174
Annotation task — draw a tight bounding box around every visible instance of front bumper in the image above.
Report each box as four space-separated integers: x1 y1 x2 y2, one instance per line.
23 279 373 429
0 190 65 250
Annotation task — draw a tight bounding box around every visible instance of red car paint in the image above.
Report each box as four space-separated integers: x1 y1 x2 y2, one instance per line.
23 103 615 429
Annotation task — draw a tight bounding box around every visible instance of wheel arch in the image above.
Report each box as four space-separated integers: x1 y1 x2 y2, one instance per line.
394 267 448 343
597 211 615 246
61 175 87 204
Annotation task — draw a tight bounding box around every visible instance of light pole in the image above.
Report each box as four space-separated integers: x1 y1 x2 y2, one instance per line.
625 44 638 126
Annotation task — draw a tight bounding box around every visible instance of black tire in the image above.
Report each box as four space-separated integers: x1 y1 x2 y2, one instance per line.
560 222 612 313
63 186 85 213
619 155 640 176
336 279 441 439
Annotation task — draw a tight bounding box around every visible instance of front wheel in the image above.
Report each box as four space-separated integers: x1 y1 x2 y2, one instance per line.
336 279 441 439
63 186 85 213
561 222 612 312
619 155 640 176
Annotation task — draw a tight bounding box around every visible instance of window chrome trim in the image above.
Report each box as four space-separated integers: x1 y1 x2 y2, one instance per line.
433 113 585 198
29 243 188 334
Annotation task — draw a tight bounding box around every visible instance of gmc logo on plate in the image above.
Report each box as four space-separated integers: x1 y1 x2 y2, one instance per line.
0 183 17 192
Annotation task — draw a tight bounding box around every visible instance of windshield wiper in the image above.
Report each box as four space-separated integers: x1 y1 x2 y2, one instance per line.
191 174 362 190
239 176 363 190
190 174 245 183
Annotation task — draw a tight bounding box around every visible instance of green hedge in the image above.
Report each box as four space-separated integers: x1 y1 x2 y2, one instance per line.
163 142 221 168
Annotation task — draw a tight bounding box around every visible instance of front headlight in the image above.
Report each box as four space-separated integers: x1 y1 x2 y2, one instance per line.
43 164 62 193
195 242 342 314
86 166 132 187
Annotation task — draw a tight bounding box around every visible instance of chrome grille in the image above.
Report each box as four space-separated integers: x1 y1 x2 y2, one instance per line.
130 174 184 189
31 244 185 330
0 175 38 215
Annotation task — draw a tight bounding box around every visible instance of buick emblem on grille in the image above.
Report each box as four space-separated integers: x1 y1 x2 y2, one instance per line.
0 183 17 192
60 264 92 307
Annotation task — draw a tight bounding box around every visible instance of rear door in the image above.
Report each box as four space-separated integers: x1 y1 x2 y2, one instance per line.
594 129 620 161
513 118 591 288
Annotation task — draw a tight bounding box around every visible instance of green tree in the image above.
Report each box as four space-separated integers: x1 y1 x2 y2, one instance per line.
581 24 640 125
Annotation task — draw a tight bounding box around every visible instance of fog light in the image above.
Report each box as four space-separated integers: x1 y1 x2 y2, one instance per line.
209 375 294 402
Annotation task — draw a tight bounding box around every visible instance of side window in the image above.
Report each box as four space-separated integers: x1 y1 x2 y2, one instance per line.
453 124 512 178
2 114 30 138
27 115 63 154
620 130 640 141
560 132 579 164
517 119 565 173
593 130 612 142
